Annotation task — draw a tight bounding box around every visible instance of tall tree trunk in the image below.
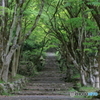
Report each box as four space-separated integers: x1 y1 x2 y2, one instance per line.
97 49 100 87
89 72 95 87
1 63 9 82
88 64 95 87
94 70 99 88
80 66 87 86
1 46 18 82
15 46 21 75
11 46 21 77
11 51 17 77
0 40 3 80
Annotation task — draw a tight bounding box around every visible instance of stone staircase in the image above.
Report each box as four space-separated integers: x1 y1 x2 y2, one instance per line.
11 53 89 100
13 52 73 95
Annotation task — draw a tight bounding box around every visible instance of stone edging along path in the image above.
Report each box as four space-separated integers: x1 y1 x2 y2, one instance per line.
0 77 27 95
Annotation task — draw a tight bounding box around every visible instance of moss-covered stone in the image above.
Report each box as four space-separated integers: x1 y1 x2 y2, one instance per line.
0 83 6 93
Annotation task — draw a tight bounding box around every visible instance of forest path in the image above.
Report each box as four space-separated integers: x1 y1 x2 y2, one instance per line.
0 52 89 100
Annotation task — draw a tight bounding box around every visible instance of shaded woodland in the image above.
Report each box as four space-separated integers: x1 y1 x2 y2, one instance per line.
0 0 100 91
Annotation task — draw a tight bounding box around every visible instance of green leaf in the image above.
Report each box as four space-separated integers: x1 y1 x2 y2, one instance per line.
84 48 92 52
90 36 100 41
91 2 100 6
0 6 13 14
64 2 71 7
83 42 93 46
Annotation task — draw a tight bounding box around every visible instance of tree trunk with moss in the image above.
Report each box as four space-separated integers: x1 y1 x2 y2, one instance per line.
11 46 21 77
97 49 100 87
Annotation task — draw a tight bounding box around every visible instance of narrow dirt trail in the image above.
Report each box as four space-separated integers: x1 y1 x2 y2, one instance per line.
0 52 89 100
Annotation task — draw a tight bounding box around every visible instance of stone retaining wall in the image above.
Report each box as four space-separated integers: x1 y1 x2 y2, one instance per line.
0 77 27 95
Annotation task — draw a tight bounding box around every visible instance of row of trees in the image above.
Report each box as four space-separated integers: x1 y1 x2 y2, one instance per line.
42 0 100 88
0 0 44 82
0 0 100 89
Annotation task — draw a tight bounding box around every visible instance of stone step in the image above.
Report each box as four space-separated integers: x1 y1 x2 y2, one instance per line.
12 90 69 95
37 71 59 73
23 84 72 90
30 77 62 80
27 82 73 86
27 82 72 86
38 72 62 75
0 95 88 100
37 72 61 75
42 68 58 70
41 70 61 72
33 74 61 77
45 63 57 65
31 75 61 78
30 81 63 83
23 87 69 91
31 78 62 81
